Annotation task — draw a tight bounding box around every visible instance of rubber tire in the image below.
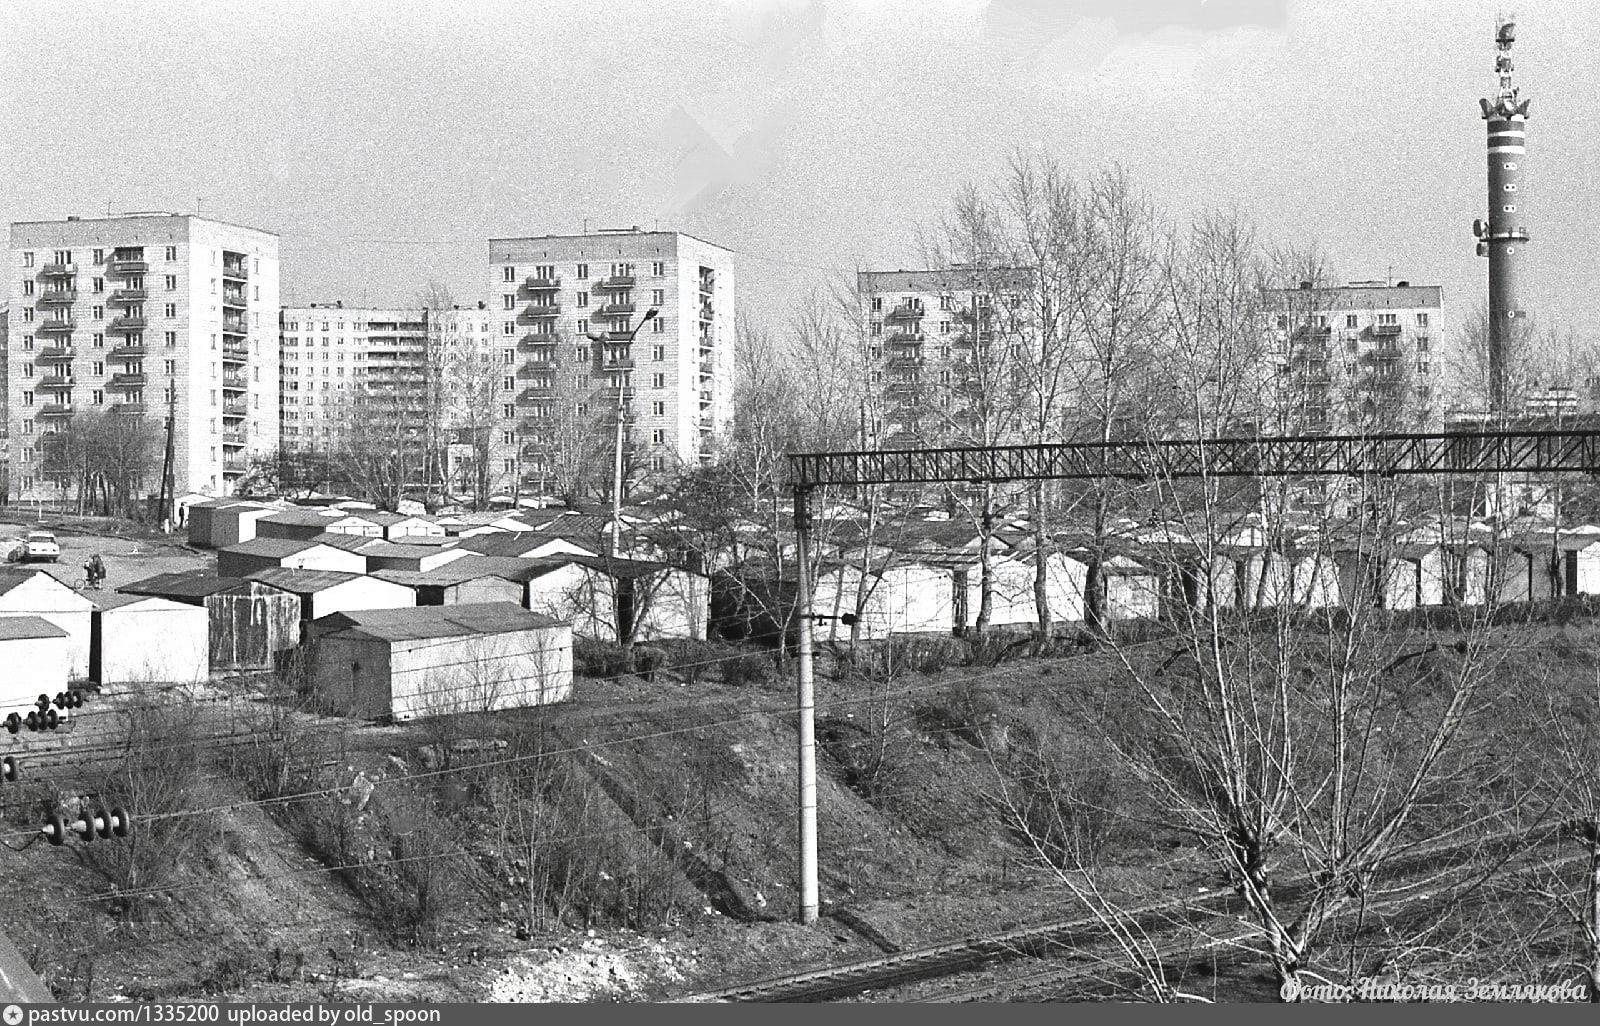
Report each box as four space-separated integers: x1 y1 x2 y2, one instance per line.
110 806 130 838
44 709 58 730
46 813 65 846
95 806 114 840
5 713 19 735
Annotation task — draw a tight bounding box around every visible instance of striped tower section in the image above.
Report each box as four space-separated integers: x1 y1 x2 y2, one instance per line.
1474 20 1531 414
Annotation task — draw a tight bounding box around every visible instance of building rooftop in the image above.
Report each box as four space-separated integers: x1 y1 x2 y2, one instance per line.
219 537 331 559
9 211 280 238
0 616 69 641
245 568 377 595
262 509 370 528
311 602 565 643
117 571 251 600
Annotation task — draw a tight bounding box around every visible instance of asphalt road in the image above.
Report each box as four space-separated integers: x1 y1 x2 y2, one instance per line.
0 527 208 593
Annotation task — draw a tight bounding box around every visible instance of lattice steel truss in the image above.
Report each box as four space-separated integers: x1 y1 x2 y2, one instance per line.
790 429 1600 489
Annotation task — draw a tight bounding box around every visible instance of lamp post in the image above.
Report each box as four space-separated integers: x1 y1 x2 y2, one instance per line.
587 307 657 555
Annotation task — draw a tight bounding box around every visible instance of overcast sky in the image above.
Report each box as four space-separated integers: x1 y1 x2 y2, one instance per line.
3 0 1596 340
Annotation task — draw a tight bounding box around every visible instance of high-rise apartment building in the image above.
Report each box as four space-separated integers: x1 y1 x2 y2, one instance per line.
486 230 734 496
856 267 1032 448
1266 281 1444 433
4 214 280 500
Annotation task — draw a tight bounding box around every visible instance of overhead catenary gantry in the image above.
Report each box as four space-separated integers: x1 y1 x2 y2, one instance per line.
784 427 1600 925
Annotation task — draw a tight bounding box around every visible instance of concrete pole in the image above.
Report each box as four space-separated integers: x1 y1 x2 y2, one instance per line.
793 484 819 924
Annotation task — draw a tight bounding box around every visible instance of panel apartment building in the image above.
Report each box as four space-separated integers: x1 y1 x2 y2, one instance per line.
856 267 1032 448
4 214 280 500
279 303 496 494
487 230 734 495
1265 280 1444 433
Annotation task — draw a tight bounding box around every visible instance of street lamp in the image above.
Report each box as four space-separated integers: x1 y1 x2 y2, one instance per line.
587 307 657 555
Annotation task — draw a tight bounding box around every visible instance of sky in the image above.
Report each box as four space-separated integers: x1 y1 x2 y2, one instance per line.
3 0 1597 342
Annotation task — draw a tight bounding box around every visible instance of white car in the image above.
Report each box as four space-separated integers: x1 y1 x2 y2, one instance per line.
21 532 60 563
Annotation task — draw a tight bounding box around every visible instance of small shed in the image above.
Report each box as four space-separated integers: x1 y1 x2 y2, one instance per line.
373 564 525 607
360 512 446 541
0 617 69 714
187 499 278 549
1446 543 1495 606
306 603 573 721
360 542 476 574
256 510 384 541
90 593 209 686
810 558 954 640
1288 550 1342 609
245 568 417 622
521 555 711 642
1558 536 1600 597
118 572 302 672
0 569 94 678
217 538 371 578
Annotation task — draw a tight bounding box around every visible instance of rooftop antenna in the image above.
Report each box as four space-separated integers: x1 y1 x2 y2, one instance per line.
195 197 206 218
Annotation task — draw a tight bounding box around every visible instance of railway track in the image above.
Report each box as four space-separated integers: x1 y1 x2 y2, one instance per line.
680 829 1546 1003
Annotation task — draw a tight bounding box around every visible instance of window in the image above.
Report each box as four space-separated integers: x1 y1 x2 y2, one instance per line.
534 264 555 280
1378 312 1397 326
165 331 176 346
22 252 34 268
53 250 72 265
651 289 664 306
1346 314 1358 328
577 291 589 308
1276 314 1288 329
871 297 883 312
502 321 514 336
21 335 32 351
1314 314 1328 328
502 349 515 365
611 262 635 277
939 321 951 334
940 295 953 311
164 360 176 374
651 429 665 445
652 373 665 389
165 246 177 261
651 261 664 276
501 403 515 419
503 294 516 310
92 361 104 375
164 303 176 318
92 390 104 405
870 371 882 384
576 346 589 362
93 333 103 348
652 345 665 362
21 281 32 297
22 364 33 379
92 306 105 320
165 274 177 291
576 318 588 334
22 392 33 406
869 345 882 359
21 308 32 322
576 403 588 416
92 277 104 293
502 431 516 445
502 266 516 282
652 401 665 416
1417 361 1430 375
653 318 664 333
870 320 882 336
576 263 588 280
1417 338 1430 353
1416 312 1429 327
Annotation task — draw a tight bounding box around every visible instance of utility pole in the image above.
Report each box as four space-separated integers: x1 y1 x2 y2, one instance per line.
793 484 819 925
587 307 658 558
157 387 176 523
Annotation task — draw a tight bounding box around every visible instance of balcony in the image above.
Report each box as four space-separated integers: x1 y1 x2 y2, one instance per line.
524 276 561 291
518 418 550 434
521 303 561 318
596 302 635 317
111 373 147 388
112 402 146 416
887 356 924 370
518 359 556 376
108 316 147 332
222 458 250 473
602 358 635 371
518 386 553 402
222 432 247 446
39 376 75 390
110 258 147 274
885 305 925 322
885 382 922 398
36 320 75 334
40 263 76 277
110 288 147 303
38 403 74 417
1372 323 1403 337
222 292 247 309
222 375 247 390
222 263 248 281
519 333 560 348
37 291 77 306
222 402 248 416
38 349 74 365
597 275 636 289
600 385 636 401
221 321 248 335
111 342 147 358
887 332 925 345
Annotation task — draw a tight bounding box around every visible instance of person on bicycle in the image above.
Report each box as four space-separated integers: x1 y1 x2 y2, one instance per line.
84 554 105 589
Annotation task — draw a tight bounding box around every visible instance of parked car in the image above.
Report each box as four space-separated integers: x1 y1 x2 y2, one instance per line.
21 531 60 563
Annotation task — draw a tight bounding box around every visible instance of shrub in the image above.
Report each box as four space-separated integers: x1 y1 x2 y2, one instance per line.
630 645 668 681
722 652 777 688
859 635 973 680
574 638 633 680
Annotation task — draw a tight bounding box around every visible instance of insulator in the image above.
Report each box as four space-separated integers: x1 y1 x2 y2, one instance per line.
1 756 18 782
43 814 65 847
